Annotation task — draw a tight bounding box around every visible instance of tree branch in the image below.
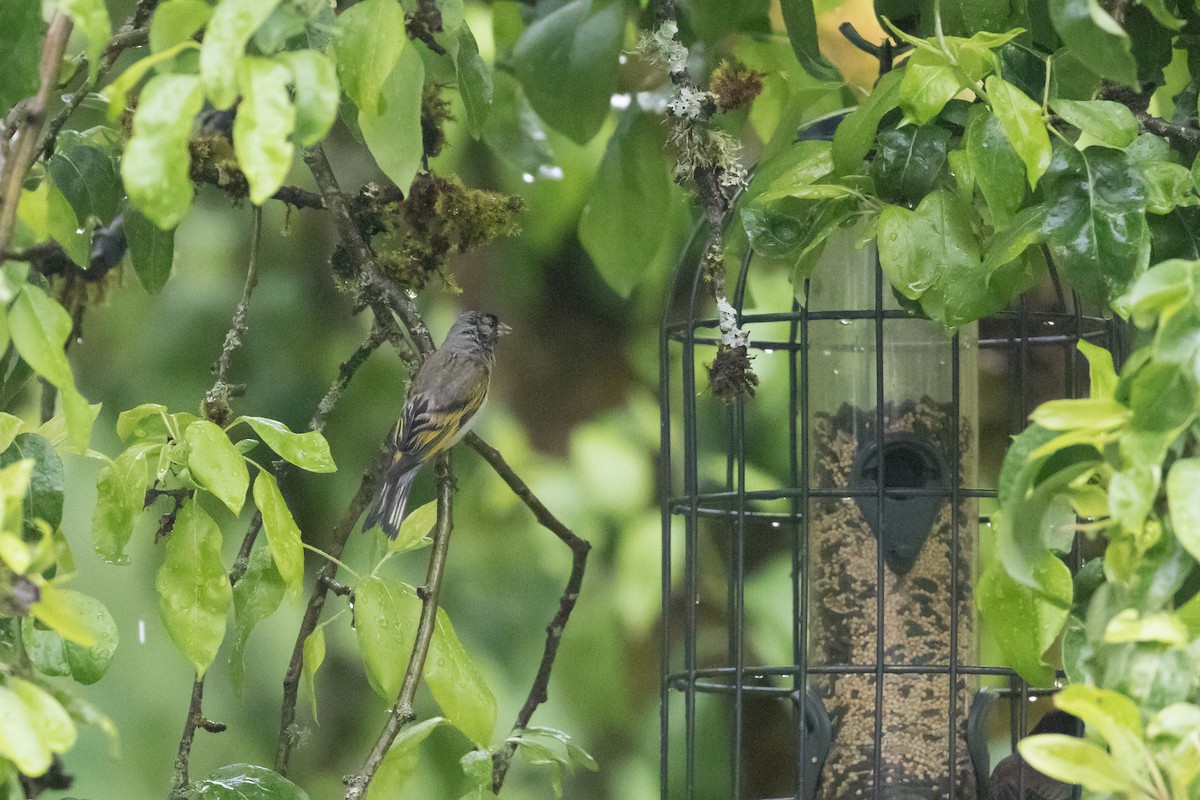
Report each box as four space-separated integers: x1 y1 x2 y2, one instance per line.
300 145 436 356
343 453 455 800
463 433 592 793
0 14 74 256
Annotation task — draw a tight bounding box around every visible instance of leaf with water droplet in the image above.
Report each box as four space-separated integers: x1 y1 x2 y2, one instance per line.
234 416 336 473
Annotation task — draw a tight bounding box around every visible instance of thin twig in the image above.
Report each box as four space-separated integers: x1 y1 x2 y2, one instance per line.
0 14 74 256
343 453 455 800
38 26 150 161
311 322 392 433
170 675 226 789
205 206 263 425
464 433 592 793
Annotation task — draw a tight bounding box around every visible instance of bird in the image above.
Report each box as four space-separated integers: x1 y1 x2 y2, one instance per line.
362 311 510 538
988 710 1083 800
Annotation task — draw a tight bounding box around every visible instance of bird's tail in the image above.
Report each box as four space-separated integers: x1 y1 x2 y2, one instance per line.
362 465 417 540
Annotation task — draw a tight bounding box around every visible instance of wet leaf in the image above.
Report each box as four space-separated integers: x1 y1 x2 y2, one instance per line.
200 0 284 109
156 500 231 677
359 44 424 197
190 763 310 799
252 471 305 598
332 0 406 115
426 608 496 747
186 420 250 515
230 548 285 696
233 57 296 205
235 416 335 473
511 0 624 144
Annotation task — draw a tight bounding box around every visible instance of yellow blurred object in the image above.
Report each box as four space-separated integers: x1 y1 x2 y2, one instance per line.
818 0 889 93
771 0 890 95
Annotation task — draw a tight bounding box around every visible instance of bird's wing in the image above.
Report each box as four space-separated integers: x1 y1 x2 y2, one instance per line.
390 381 487 471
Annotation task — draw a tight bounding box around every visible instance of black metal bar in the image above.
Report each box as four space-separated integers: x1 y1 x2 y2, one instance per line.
790 292 809 799
948 327 962 798
872 246 886 800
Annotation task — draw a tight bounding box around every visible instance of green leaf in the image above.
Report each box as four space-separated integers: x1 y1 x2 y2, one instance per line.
60 0 112 82
185 420 250 515
354 575 419 700
122 73 206 229
0 414 24 453
1104 609 1189 645
156 500 232 677
981 205 1049 275
870 125 951 204
977 552 1072 685
191 764 310 800
30 581 96 648
1129 361 1194 433
252 471 305 599
832 69 903 176
331 0 406 115
277 50 339 147
749 140 833 200
200 0 284 109
390 500 436 554
1029 398 1131 430
46 178 91 268
1018 735 1130 792
1042 145 1150 306
452 25 492 140
116 402 176 443
234 416 336 473
58 591 118 685
1148 0 1186 30
1048 0 1138 87
1168 458 1200 563
877 192 961 296
300 625 325 722
578 111 674 298
10 285 73 389
0 0 42 113
427 607 496 747
898 57 963 125
877 190 1008 328
230 547 285 697
1078 340 1118 399
366 718 447 800
511 0 624 145
24 619 70 678
777 0 838 80
124 205 175 294
966 102 1028 221
1107 465 1158 532
1049 99 1137 148
360 44 425 195
1139 161 1196 215
0 684 52 775
986 75 1051 188
102 40 199 123
480 71 555 176
150 0 213 53
0 433 65 532
47 144 120 226
1118 258 1194 327
233 57 296 205
9 679 75 767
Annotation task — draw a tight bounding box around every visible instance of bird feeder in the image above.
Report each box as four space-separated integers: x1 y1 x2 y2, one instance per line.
659 141 1121 799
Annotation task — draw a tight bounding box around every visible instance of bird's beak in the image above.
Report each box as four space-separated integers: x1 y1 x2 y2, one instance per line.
497 322 513 337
